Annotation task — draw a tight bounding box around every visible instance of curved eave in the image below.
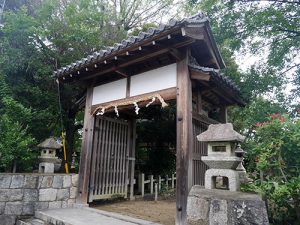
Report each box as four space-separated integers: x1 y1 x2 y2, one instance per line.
188 64 245 107
54 13 212 82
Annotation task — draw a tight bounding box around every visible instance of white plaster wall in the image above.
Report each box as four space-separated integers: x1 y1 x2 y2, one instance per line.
92 79 127 105
130 63 177 97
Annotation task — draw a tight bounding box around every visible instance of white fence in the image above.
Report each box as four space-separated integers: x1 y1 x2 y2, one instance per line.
138 173 176 197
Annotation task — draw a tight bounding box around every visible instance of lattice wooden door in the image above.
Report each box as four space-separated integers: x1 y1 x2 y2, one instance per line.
88 116 132 202
192 116 211 186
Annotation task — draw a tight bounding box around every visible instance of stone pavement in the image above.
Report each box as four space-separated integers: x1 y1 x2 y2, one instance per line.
34 207 162 225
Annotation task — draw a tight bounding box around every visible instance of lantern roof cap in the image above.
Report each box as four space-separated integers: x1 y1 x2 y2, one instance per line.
197 123 245 142
37 137 62 149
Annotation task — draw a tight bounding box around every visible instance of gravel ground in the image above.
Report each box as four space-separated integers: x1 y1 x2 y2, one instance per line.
91 197 176 225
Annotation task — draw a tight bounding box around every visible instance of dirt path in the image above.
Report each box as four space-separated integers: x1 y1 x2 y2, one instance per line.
91 198 176 225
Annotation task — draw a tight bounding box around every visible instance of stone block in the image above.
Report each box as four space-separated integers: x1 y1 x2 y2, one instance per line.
0 175 11 188
209 199 228 225
205 169 240 191
52 176 63 188
0 189 9 202
39 162 54 173
0 203 5 215
67 199 75 208
228 199 269 225
5 202 23 215
39 189 57 201
39 176 53 188
70 187 78 199
63 175 71 188
187 195 209 225
72 174 79 187
24 189 38 202
10 175 24 188
0 215 16 225
56 189 69 201
49 201 62 209
22 202 34 215
8 189 23 201
61 201 68 208
34 202 49 211
187 187 269 225
24 175 39 189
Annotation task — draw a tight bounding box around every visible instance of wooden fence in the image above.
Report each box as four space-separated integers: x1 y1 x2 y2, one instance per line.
138 173 176 197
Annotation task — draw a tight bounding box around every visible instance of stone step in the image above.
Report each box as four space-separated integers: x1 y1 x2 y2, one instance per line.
16 218 46 225
34 207 162 225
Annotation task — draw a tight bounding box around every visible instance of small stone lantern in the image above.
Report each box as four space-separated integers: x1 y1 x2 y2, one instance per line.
37 137 62 173
197 123 245 191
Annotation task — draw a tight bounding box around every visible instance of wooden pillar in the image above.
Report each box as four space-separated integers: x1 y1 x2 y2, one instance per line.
76 87 94 205
129 119 136 200
219 105 228 123
176 50 193 225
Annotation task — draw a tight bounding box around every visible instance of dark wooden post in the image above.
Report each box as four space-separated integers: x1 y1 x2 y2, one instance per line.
219 105 228 123
129 119 136 200
76 87 95 205
176 50 193 225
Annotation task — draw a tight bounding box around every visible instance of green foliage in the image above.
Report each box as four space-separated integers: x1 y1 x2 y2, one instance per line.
0 75 36 172
0 0 177 170
244 114 300 224
0 114 37 172
228 97 288 133
184 0 299 102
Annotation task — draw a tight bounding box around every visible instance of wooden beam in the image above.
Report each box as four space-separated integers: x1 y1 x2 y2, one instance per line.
77 87 95 205
203 31 221 69
169 48 184 61
126 76 131 98
181 27 205 40
176 49 193 225
115 69 128 77
219 105 228 123
197 88 202 115
129 119 136 200
80 39 195 81
190 70 211 81
91 87 177 114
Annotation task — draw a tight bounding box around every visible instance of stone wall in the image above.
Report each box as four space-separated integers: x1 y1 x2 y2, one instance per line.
187 186 269 225
0 173 78 225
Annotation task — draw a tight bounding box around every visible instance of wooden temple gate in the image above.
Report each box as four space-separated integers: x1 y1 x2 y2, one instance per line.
55 13 244 225
88 116 136 202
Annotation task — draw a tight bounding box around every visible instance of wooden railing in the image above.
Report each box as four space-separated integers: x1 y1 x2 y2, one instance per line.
138 173 176 197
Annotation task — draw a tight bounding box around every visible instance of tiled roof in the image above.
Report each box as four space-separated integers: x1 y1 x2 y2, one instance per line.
54 12 209 78
188 56 244 105
188 54 240 93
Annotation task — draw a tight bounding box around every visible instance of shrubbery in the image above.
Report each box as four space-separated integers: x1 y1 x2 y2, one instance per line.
244 113 300 224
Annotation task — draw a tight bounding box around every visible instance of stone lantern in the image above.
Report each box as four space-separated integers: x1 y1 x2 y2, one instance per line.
37 137 62 173
197 123 245 191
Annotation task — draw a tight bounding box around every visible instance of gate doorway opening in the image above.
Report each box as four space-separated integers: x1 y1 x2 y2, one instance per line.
88 102 179 202
135 103 176 183
87 100 212 203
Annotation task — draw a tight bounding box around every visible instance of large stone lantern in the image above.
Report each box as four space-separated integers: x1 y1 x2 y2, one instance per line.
197 123 245 191
37 137 62 173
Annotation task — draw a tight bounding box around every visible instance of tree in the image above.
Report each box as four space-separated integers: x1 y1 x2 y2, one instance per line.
184 0 299 103
0 0 176 170
0 75 36 172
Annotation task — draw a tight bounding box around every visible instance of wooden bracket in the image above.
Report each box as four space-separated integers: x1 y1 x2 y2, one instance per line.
190 70 210 81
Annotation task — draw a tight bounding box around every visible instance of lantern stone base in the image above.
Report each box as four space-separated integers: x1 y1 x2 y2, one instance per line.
39 162 54 173
187 186 269 225
205 168 240 191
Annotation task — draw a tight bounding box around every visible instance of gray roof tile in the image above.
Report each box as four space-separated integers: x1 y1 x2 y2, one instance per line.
54 12 209 78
